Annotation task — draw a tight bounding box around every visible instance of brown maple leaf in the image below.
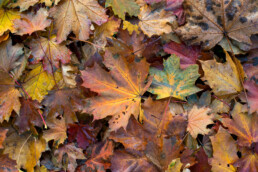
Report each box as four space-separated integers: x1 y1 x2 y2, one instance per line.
81 50 151 131
42 88 84 124
49 0 108 43
14 98 43 133
176 0 258 50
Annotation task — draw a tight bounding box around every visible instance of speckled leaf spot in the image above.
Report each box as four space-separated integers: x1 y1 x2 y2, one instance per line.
148 55 201 100
176 0 258 50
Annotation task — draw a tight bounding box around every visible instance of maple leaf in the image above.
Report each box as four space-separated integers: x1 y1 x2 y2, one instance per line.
148 55 201 100
166 0 185 25
9 0 38 11
243 80 258 113
176 0 258 50
3 128 46 172
200 50 243 96
43 116 67 145
78 140 114 172
0 9 20 36
233 147 258 172
164 41 200 69
105 0 140 20
209 127 238 172
186 105 213 139
139 5 176 37
0 154 18 172
49 0 108 43
23 64 62 102
81 50 151 131
14 98 43 133
223 103 257 147
0 128 8 149
111 150 159 172
29 35 71 73
42 88 84 124
13 8 51 36
54 143 85 172
0 39 27 122
68 123 99 149
190 148 211 172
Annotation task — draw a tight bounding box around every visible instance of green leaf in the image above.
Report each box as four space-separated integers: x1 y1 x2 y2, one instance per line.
148 55 201 100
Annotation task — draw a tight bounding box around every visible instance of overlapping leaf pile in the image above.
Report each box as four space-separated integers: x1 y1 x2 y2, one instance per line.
0 0 257 171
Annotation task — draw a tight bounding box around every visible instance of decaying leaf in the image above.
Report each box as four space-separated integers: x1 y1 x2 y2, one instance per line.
209 127 238 172
200 50 243 96
0 154 18 172
3 128 46 172
186 105 213 139
139 5 176 37
49 0 108 43
23 64 62 102
149 55 201 100
29 35 71 73
223 103 257 147
0 128 8 149
105 0 140 20
13 8 51 35
81 50 150 131
234 147 258 172
176 0 258 50
243 80 258 113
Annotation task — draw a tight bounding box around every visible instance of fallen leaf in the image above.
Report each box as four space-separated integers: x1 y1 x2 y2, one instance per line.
190 148 211 172
9 0 38 11
111 150 159 172
29 35 71 73
176 0 258 50
149 55 201 100
81 50 150 131
43 116 67 145
105 0 140 20
123 21 140 34
164 41 200 69
14 98 43 133
209 127 238 172
234 147 258 172
49 0 108 43
23 64 62 102
0 154 18 172
68 123 98 149
187 105 213 139
167 158 183 172
42 88 84 124
243 80 258 113
54 143 85 172
200 50 243 96
0 9 20 36
223 103 257 147
139 5 176 37
3 128 46 172
61 64 78 88
79 140 114 172
13 8 51 35
0 128 8 149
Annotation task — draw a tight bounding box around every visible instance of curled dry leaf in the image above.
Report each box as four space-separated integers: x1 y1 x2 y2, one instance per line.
81 50 150 131
149 55 201 100
13 8 51 36
209 127 238 172
49 0 108 43
176 0 258 50
3 128 46 172
105 0 140 20
139 5 177 37
186 105 213 139
29 35 71 73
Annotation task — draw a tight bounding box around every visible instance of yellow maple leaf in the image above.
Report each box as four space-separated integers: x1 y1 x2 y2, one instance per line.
23 64 62 102
0 9 20 36
123 21 140 34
